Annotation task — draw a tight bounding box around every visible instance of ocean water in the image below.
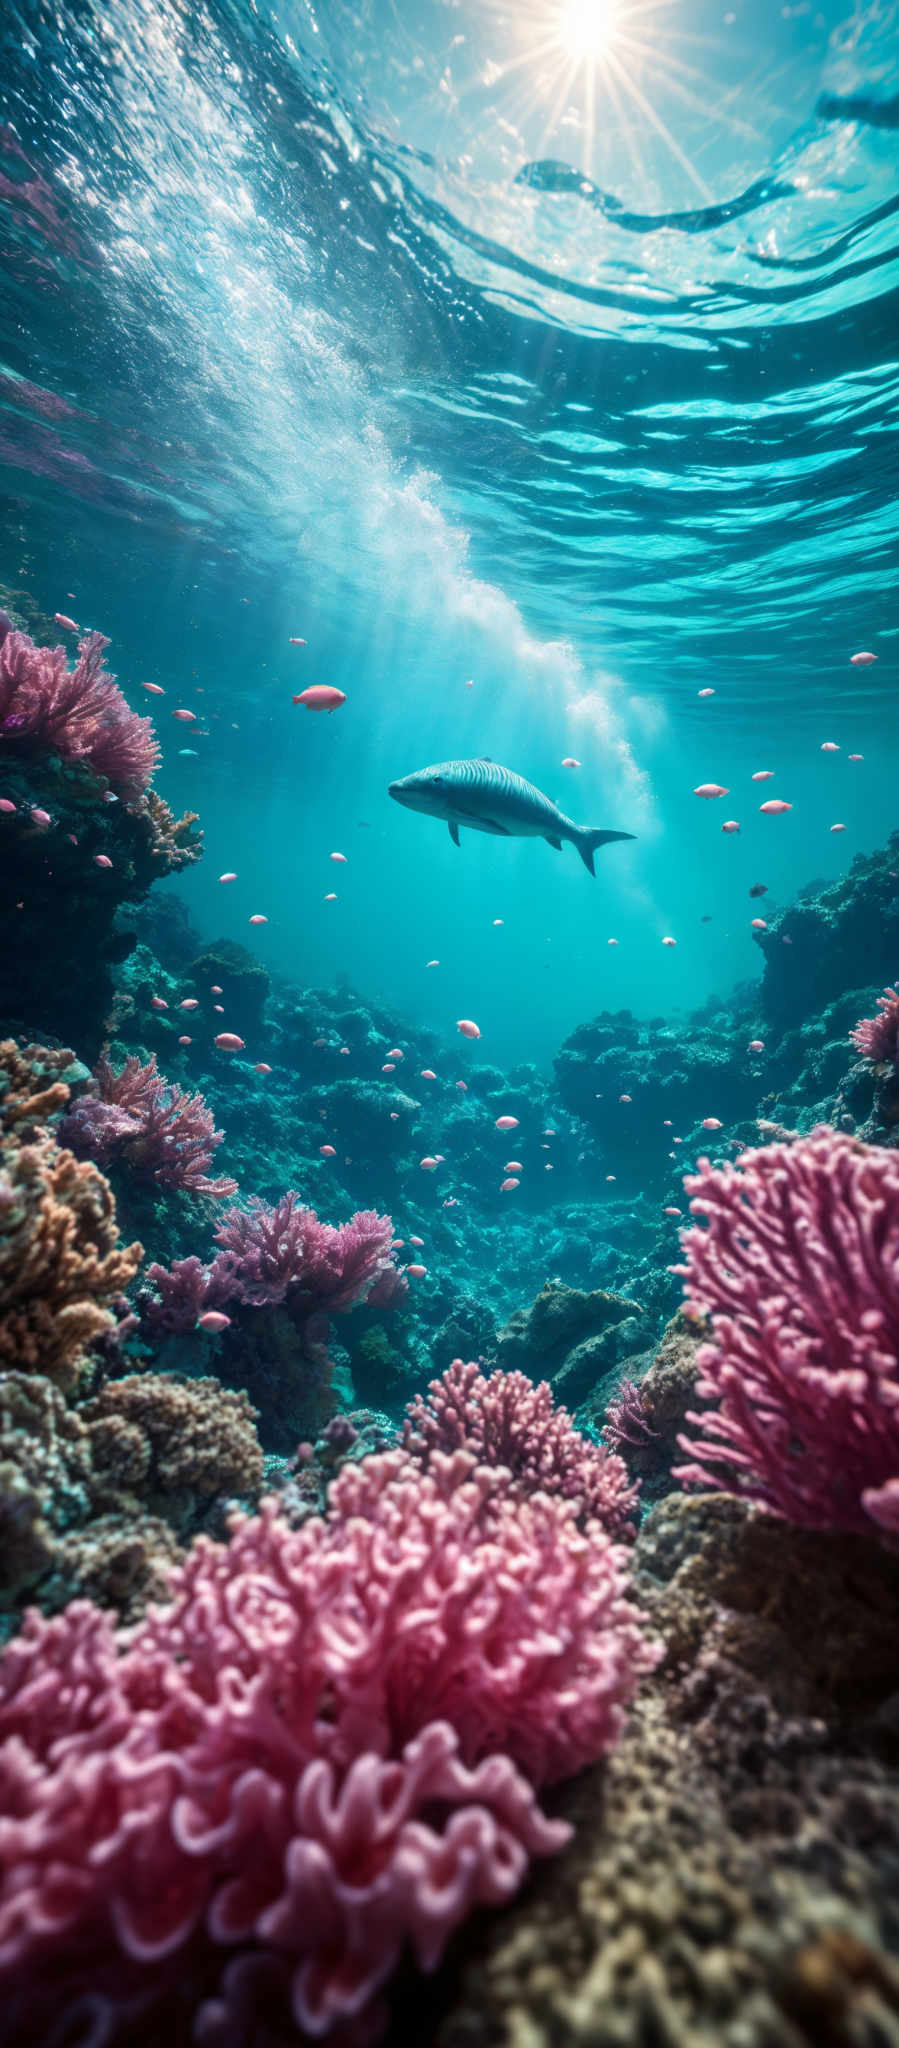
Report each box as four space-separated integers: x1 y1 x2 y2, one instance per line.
2 5 899 2044
2 0 897 1063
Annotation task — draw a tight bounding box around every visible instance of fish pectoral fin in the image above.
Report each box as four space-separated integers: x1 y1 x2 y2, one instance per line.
544 835 563 851
448 820 461 847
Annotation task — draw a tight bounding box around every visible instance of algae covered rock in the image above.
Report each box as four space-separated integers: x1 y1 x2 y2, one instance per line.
496 1279 648 1408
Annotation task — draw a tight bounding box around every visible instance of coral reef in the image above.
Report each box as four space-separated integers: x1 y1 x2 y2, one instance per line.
851 985 899 1067
674 1128 899 1534
404 1357 639 1538
184 936 271 1037
59 1051 237 1197
496 1279 648 1410
753 832 899 1033
426 1491 899 2048
0 1129 142 1391
0 620 158 799
0 1447 656 2046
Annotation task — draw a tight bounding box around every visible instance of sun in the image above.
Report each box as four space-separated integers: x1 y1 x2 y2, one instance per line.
558 0 623 59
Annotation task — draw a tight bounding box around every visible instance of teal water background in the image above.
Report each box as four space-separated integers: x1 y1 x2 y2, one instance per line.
1 0 898 1063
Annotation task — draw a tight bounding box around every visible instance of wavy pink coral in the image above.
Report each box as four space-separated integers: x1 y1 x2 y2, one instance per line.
59 1053 237 1198
213 1193 402 1309
0 622 159 800
403 1356 639 1539
0 1449 656 2044
673 1127 899 1532
850 986 899 1066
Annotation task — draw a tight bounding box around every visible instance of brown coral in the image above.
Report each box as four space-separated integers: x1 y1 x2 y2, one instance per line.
0 1037 76 1132
145 790 203 874
0 1134 142 1390
81 1373 264 1529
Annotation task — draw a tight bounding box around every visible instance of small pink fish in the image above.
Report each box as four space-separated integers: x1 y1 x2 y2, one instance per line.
751 918 767 930
249 914 268 925
319 1144 336 1157
382 1063 396 1073
179 999 198 1010
31 808 51 827
151 996 168 1010
457 1019 480 1039
619 1094 632 1104
697 688 716 698
608 937 619 946
504 1161 523 1172
561 757 580 768
694 783 729 799
339 1046 350 1056
492 918 504 927
172 708 196 722
495 1115 519 1131
850 651 876 666
500 1178 520 1192
254 1063 272 1074
830 822 846 833
605 1175 616 1183
420 1156 439 1171
293 685 346 713
848 753 863 762
210 985 223 994
53 613 78 632
213 1005 225 1013
219 873 238 884
821 742 839 752
330 851 347 864
721 820 740 834
387 1049 404 1061
427 959 440 967
406 1263 427 1277
214 1032 245 1050
143 681 165 695
178 1036 192 1046
456 1080 468 1092
702 1117 723 1130
661 935 677 947
324 892 338 901
93 854 113 869
0 799 15 814
752 770 774 782
664 1206 682 1216
759 799 792 814
410 1236 425 1248
289 636 307 646
420 1069 437 1080
748 1040 765 1052
198 1311 231 1333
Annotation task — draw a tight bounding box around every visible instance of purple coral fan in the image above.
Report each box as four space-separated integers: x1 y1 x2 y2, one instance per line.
602 1377 659 1454
140 1199 405 1333
213 1192 402 1309
403 1356 639 1539
850 986 899 1066
0 622 159 801
672 1127 899 1534
0 1448 657 2045
59 1053 237 1198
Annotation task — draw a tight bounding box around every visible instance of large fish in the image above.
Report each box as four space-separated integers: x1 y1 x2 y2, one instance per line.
388 758 634 874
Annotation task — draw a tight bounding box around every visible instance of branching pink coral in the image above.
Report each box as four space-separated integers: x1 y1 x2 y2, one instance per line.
672 1127 899 1533
59 1054 237 1199
0 622 159 801
403 1356 639 1539
0 1449 657 2045
850 986 899 1066
213 1194 398 1309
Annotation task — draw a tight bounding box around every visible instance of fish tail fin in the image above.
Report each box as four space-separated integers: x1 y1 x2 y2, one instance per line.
575 827 635 876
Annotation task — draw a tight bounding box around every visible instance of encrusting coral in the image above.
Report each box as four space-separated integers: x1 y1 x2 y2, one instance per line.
0 1439 658 2046
59 1050 237 1197
0 1130 142 1391
673 1126 899 1536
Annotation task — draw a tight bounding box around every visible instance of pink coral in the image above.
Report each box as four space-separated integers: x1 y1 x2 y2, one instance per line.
213 1193 398 1309
0 622 159 801
602 1377 660 1454
850 986 899 1066
0 1449 656 2044
403 1356 639 1539
672 1127 899 1533
59 1054 237 1198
